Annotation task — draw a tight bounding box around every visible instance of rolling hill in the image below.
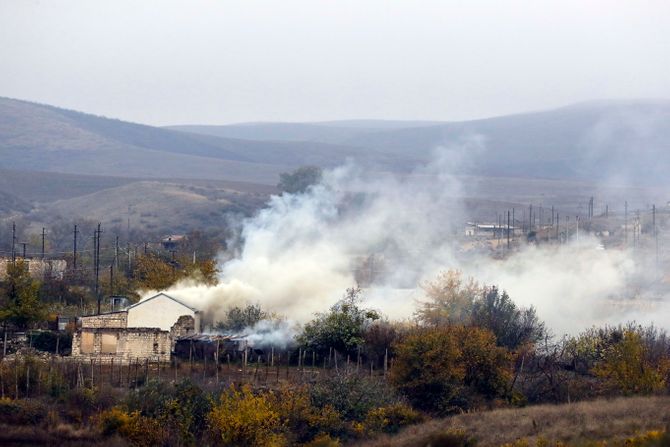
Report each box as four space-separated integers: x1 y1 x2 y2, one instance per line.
0 97 390 184
4 96 669 187
174 99 670 185
2 96 670 231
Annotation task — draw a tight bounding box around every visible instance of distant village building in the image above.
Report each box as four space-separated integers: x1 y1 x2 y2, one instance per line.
464 222 522 238
0 258 67 280
71 293 201 363
161 234 186 251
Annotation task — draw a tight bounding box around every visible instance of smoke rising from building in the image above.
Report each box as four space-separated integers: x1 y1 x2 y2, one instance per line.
145 138 670 338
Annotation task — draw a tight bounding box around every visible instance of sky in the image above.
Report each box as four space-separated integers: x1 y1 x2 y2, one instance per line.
1 0 669 126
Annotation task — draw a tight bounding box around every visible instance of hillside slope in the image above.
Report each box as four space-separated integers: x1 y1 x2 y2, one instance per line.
342 100 670 184
359 395 670 447
176 100 670 185
0 97 382 183
3 97 670 186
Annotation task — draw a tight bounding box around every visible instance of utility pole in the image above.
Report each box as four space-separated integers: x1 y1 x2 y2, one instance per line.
21 242 27 258
109 264 114 296
11 221 16 265
95 223 102 315
41 228 46 259
551 206 555 228
73 224 78 272
653 204 658 266
115 235 119 271
556 213 560 241
507 210 511 250
624 201 628 247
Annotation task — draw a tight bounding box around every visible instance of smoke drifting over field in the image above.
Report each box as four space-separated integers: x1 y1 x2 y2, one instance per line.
150 139 670 337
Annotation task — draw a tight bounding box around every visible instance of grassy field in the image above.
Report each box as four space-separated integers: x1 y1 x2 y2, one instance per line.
357 395 670 446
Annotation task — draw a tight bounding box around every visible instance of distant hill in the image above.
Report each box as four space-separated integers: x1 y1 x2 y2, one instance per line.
167 120 442 144
0 97 384 184
340 99 670 184
2 96 670 187
40 181 269 233
174 100 670 185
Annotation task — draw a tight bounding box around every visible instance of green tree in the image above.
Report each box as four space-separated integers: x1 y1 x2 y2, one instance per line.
298 287 380 357
471 286 545 351
277 166 322 194
216 304 268 332
0 260 46 329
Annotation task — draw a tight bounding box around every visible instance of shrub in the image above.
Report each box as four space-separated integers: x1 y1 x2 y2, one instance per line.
207 384 285 447
390 326 511 414
298 287 380 358
125 379 211 444
593 330 668 395
409 429 477 447
0 397 48 425
269 385 344 443
416 271 545 350
62 386 118 423
363 403 424 434
310 371 399 421
303 433 342 447
97 407 167 447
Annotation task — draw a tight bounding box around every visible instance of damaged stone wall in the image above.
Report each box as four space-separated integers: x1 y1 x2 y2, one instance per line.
80 312 128 329
72 327 171 363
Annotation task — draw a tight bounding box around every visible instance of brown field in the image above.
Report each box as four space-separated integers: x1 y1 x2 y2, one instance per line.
357 395 670 447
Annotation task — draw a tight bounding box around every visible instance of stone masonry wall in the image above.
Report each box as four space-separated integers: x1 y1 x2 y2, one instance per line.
72 327 171 363
80 312 128 329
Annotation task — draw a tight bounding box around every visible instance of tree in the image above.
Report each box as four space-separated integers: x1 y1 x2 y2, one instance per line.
471 286 545 351
215 304 268 333
415 270 480 326
132 254 218 291
297 287 380 356
593 330 669 395
0 260 46 329
417 271 545 351
277 166 322 194
390 326 511 414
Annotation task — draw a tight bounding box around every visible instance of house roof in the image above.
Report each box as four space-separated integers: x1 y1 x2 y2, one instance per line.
127 292 199 313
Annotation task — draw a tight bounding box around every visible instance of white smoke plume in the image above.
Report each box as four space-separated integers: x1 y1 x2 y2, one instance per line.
145 136 670 337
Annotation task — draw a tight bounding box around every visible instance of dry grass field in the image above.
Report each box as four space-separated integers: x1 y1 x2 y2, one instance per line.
357 395 670 447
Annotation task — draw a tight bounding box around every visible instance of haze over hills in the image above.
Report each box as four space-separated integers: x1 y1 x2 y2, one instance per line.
3 96 670 186
173 99 670 186
167 120 443 144
1 96 670 231
0 97 390 184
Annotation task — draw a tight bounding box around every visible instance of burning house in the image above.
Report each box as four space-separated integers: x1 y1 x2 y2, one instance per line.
71 293 202 363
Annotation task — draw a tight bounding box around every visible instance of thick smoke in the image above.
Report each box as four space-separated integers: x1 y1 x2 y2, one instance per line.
146 137 670 337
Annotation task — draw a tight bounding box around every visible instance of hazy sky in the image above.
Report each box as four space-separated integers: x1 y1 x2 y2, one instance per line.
1 0 669 126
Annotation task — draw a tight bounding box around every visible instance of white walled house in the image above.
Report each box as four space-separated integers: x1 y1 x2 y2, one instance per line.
71 293 201 363
127 293 202 332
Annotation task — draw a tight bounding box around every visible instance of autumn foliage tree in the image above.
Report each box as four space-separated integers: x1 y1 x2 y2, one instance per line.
390 325 511 414
417 270 545 351
131 254 217 291
593 330 669 395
